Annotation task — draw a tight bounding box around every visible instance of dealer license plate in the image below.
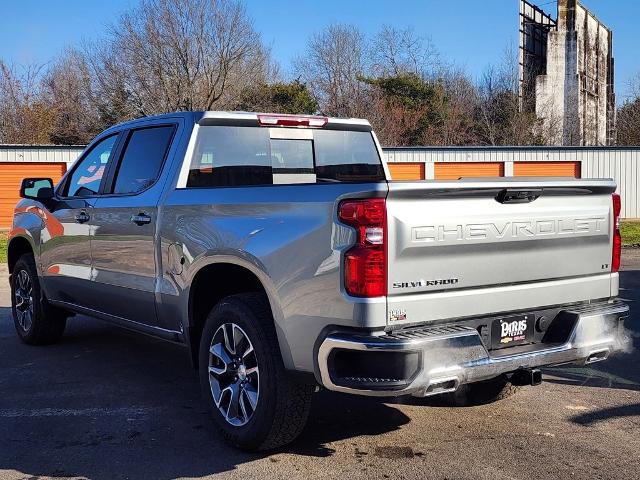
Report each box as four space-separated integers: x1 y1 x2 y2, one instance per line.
491 314 535 349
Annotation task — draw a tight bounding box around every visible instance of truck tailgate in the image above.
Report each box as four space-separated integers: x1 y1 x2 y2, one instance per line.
385 179 618 326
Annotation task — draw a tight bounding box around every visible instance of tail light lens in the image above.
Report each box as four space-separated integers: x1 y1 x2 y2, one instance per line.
339 198 387 297
612 193 621 273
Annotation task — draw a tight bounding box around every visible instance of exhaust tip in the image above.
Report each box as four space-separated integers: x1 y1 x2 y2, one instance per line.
586 349 609 364
424 377 459 396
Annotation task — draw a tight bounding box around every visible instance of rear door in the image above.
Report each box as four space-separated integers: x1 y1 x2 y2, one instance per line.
89 123 177 326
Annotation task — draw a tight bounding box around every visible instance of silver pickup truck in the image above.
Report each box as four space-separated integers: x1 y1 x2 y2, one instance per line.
7 111 629 450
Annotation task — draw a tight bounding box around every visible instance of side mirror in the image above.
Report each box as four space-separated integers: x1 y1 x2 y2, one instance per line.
20 178 54 201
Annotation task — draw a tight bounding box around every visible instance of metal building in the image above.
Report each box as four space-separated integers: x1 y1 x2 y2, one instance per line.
519 0 615 146
0 145 84 228
384 146 640 219
0 144 638 229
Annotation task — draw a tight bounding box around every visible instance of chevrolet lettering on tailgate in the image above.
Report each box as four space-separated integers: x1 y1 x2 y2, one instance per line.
412 216 608 245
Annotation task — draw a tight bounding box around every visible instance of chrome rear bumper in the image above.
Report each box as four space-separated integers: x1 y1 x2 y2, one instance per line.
317 300 629 397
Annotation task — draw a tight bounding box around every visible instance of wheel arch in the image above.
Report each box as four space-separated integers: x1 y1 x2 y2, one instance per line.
185 259 293 370
7 235 36 275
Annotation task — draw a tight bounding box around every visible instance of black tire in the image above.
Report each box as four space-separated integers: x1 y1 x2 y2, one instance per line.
11 253 67 345
199 293 314 451
445 375 520 407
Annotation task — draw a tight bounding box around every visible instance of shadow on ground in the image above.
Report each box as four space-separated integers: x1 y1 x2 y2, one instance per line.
569 402 640 426
543 268 640 392
0 267 638 479
0 306 409 480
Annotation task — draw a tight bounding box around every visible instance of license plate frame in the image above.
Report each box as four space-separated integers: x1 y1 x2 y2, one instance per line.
491 314 535 349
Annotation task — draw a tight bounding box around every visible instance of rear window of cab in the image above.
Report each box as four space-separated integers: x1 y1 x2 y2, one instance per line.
186 126 385 187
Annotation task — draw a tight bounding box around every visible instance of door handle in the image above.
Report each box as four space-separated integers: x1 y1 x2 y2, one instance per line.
75 212 90 224
131 213 151 225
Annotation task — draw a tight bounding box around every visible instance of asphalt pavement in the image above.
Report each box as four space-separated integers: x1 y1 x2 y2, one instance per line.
0 253 639 480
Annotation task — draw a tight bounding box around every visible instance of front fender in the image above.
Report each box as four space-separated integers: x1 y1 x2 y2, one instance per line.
8 203 44 275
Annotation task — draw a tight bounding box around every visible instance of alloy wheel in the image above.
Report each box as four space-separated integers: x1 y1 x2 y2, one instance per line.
14 270 34 332
208 323 260 427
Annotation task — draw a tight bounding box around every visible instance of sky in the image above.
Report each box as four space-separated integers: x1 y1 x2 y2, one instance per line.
1 0 638 101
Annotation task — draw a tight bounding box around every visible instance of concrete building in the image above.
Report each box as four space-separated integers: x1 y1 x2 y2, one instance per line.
519 0 615 146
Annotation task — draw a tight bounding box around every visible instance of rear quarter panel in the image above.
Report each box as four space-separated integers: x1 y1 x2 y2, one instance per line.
159 183 388 372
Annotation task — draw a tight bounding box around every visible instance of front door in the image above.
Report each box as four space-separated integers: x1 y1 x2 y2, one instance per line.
40 134 119 307
89 124 176 326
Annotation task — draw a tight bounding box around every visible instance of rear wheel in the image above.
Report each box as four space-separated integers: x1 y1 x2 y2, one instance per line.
11 254 67 345
199 293 314 451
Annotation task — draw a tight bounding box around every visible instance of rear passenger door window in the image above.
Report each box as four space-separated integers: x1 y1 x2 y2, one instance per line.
110 125 175 195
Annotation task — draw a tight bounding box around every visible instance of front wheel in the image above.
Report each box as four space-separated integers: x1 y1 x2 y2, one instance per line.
11 254 67 345
199 293 314 451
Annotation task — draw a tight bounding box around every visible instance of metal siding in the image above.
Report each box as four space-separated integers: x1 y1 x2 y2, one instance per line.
383 147 640 218
1 145 639 218
0 146 83 166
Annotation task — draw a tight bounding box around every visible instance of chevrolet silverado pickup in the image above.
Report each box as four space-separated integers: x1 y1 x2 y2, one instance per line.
7 111 629 450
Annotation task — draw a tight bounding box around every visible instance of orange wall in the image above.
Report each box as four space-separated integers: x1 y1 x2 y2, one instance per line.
0 163 66 229
434 162 504 180
388 162 425 180
514 161 581 178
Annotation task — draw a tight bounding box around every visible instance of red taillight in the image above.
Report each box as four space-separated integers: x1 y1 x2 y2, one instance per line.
339 198 387 297
257 113 328 128
612 193 621 273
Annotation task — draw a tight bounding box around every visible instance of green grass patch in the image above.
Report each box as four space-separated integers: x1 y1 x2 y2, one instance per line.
621 221 640 246
0 232 7 264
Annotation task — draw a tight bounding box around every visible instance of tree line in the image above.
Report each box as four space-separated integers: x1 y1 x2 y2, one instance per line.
0 0 638 146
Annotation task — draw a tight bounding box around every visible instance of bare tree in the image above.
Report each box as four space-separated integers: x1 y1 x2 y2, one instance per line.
40 49 102 144
437 69 478 146
617 74 640 145
294 24 368 117
475 47 542 146
0 61 53 144
369 25 439 78
95 0 269 116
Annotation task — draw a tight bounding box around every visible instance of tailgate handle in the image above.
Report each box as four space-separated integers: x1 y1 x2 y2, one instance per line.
496 188 542 204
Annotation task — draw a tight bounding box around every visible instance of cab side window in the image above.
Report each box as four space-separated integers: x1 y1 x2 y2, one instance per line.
65 135 118 197
110 126 175 195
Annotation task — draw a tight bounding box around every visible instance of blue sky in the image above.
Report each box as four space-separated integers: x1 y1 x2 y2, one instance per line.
1 0 638 101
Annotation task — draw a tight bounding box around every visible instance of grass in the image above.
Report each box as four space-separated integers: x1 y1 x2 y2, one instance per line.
621 221 640 247
0 232 7 264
